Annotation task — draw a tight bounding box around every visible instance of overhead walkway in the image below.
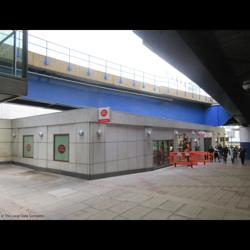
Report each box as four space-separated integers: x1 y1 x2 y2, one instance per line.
0 32 216 105
0 32 231 126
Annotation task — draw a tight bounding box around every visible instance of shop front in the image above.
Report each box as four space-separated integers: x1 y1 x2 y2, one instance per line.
153 140 174 167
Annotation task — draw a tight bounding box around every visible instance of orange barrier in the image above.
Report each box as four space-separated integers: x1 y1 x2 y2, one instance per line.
168 151 213 168
168 152 197 168
190 151 213 165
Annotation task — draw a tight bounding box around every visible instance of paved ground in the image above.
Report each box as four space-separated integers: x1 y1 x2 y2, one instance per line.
1 160 250 220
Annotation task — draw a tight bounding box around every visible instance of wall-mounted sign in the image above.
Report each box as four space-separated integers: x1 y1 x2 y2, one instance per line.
98 107 111 123
54 134 69 162
23 135 34 158
58 144 66 153
204 132 213 137
196 131 206 137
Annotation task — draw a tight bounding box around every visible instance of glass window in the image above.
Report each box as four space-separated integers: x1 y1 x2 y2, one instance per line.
0 30 25 78
153 140 174 167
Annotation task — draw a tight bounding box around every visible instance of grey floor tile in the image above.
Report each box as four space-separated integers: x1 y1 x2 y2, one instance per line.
141 208 172 220
121 206 153 219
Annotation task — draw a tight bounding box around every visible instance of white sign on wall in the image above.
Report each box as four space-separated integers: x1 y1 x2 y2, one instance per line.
98 107 111 123
204 132 213 137
196 131 206 137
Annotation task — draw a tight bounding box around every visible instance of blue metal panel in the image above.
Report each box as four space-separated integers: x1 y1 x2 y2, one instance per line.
240 142 250 160
204 105 231 126
25 74 229 125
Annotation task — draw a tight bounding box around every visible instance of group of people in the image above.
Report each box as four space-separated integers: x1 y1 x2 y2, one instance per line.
208 145 246 165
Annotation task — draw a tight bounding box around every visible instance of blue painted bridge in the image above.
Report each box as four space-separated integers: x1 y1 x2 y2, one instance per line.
20 72 230 126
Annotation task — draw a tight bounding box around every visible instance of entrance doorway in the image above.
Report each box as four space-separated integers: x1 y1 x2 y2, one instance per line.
204 137 212 151
153 140 174 167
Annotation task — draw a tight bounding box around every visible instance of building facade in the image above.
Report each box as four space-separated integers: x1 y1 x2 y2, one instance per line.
0 108 225 179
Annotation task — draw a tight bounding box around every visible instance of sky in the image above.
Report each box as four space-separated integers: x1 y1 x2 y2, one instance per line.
28 30 208 95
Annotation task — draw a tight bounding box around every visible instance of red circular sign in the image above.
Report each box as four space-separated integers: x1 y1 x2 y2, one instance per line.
100 109 108 117
58 144 65 153
26 144 31 152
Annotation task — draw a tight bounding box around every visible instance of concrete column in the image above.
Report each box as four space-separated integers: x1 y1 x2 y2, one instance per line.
211 135 216 148
240 126 250 160
199 137 204 151
0 119 12 162
172 129 178 151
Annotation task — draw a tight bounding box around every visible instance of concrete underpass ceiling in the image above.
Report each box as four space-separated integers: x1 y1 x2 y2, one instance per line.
134 30 250 126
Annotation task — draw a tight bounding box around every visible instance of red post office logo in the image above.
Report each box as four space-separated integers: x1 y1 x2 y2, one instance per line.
98 107 111 123
100 109 108 117
26 144 31 152
58 144 65 153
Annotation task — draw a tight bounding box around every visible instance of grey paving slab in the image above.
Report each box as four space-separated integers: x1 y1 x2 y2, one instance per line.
1 162 250 220
141 196 170 208
158 200 185 213
223 211 250 220
48 188 77 197
168 214 193 220
120 206 153 219
109 201 138 214
84 195 110 205
141 208 173 220
112 215 128 220
236 198 250 210
175 204 203 218
58 202 89 216
87 210 118 220
65 207 100 220
90 198 122 210
197 207 226 220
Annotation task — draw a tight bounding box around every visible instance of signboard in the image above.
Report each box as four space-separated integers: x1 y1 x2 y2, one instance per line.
204 132 213 137
54 134 69 162
196 131 206 137
23 135 34 158
98 107 111 123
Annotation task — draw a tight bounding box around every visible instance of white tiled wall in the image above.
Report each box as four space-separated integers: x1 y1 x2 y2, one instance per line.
89 123 173 175
0 120 12 162
10 122 91 176
0 109 222 177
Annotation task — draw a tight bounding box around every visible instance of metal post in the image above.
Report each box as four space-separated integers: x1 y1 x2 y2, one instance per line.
17 30 21 58
44 40 49 65
153 75 156 91
87 55 91 76
119 65 122 83
104 60 108 80
176 77 178 95
22 30 28 79
67 48 72 71
167 77 170 93
13 30 17 76
142 72 145 88
132 69 135 86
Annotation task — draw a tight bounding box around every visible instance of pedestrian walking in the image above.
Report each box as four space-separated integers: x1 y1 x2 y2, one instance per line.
214 147 219 162
222 146 229 163
239 147 246 166
229 146 234 163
